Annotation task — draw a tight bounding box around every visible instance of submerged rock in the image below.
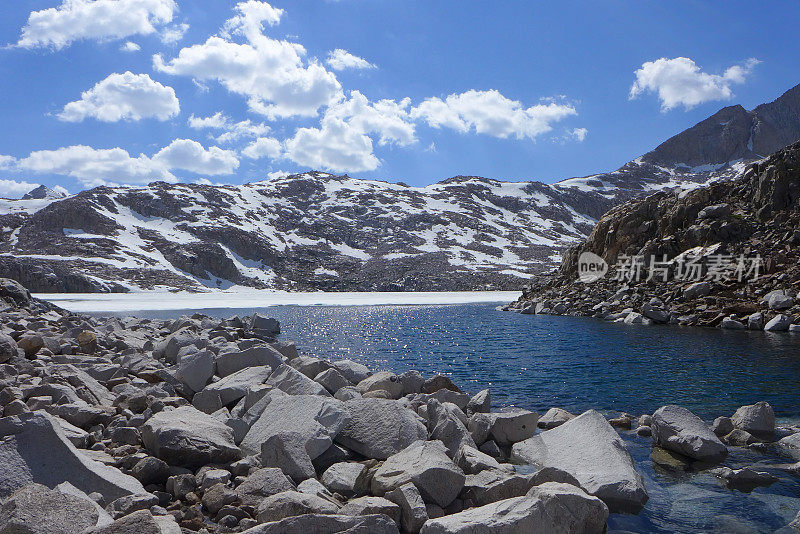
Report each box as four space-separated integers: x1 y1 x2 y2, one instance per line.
777 432 800 461
511 409 648 513
731 401 775 439
651 405 727 463
709 466 779 491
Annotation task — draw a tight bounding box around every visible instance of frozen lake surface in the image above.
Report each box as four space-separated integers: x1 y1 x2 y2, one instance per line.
36 290 519 313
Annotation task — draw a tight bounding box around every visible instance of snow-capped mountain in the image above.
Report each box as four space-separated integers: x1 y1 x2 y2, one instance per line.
1 83 798 293
557 83 800 198
0 173 612 292
21 185 68 201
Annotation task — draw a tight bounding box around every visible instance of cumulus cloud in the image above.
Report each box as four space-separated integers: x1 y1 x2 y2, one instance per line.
16 139 238 186
18 145 175 186
58 72 180 122
52 185 71 196
0 155 16 170
242 137 282 159
15 0 177 50
284 118 378 172
188 112 228 129
220 0 283 37
411 89 577 140
188 112 271 143
161 22 189 43
193 177 228 186
121 41 141 52
326 91 415 146
629 57 760 111
154 1 342 119
571 127 588 142
281 90 417 172
153 139 239 175
0 179 43 199
326 49 376 71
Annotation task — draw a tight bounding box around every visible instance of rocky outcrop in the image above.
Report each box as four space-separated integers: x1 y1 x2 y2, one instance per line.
511 140 800 333
642 84 800 169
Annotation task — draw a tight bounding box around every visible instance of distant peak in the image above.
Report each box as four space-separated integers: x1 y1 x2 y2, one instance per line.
21 184 67 200
437 175 492 185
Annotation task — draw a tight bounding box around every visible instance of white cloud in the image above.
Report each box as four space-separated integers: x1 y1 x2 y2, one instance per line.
154 1 342 119
281 90 417 172
121 41 141 52
326 91 415 146
284 119 378 172
0 155 17 170
17 139 238 186
326 49 376 71
188 112 271 143
411 89 577 140
153 139 239 175
242 137 282 159
221 0 283 38
571 127 588 142
58 72 180 122
161 22 189 43
188 112 228 129
0 179 43 199
629 57 760 111
18 145 175 186
16 0 177 50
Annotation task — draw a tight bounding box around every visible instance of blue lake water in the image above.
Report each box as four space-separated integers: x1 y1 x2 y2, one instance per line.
106 302 800 533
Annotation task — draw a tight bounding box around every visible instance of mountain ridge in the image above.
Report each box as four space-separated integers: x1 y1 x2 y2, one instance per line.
1 82 799 293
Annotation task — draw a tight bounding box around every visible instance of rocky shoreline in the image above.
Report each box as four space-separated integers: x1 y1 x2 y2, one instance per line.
506 141 800 335
0 278 799 533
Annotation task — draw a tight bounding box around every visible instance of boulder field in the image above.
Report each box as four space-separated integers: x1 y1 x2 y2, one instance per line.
0 278 797 533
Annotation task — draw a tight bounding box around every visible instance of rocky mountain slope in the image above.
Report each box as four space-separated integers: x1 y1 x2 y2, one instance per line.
0 174 610 292
509 140 800 332
556 83 800 197
1 83 799 293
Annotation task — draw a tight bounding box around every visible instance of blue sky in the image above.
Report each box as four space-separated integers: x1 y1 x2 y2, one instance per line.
0 0 798 196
